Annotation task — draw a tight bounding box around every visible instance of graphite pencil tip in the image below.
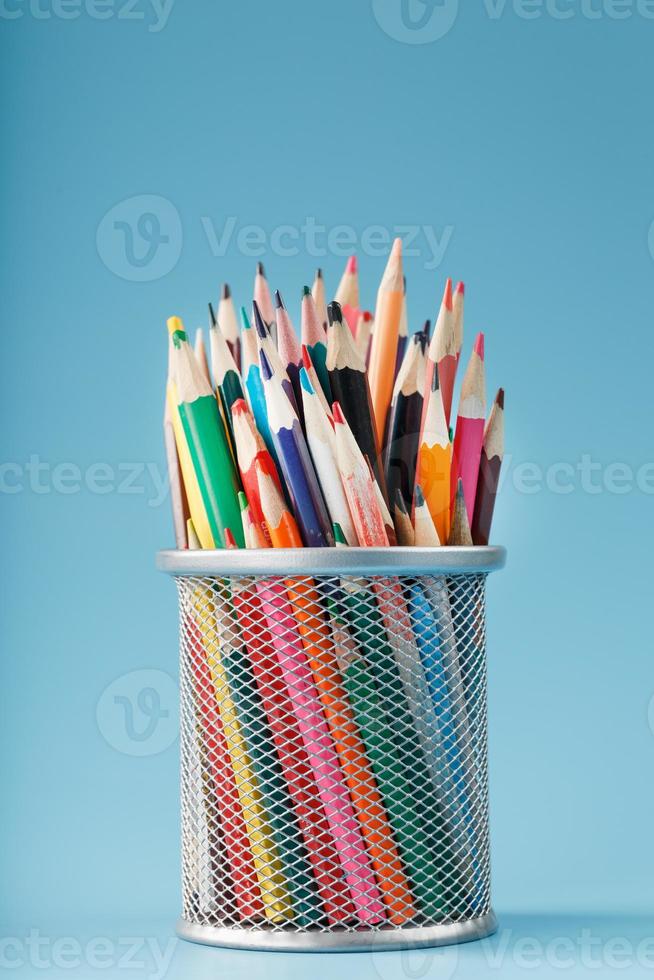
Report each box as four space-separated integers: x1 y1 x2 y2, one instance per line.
496 387 505 409
208 302 217 327
256 261 266 277
316 267 323 279
221 283 231 300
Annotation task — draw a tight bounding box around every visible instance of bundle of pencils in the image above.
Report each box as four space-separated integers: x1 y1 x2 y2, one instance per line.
164 244 505 926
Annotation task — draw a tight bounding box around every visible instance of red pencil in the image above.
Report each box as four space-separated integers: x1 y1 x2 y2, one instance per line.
230 397 282 543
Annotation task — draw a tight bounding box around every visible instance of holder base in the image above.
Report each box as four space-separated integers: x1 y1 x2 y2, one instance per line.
176 911 498 953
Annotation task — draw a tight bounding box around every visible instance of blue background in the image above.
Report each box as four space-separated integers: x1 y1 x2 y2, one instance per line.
2 1 653 977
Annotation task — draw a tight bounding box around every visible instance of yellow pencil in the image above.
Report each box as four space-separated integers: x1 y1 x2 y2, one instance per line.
191 586 292 922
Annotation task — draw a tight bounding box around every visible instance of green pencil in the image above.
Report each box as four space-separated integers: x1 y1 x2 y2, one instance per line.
168 317 244 549
340 576 448 919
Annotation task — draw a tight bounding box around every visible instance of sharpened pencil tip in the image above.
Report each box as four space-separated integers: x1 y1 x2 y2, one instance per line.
473 332 485 360
346 255 357 275
316 267 323 279
328 301 343 325
256 261 266 277
496 387 505 409
394 488 409 516
238 491 249 512
444 277 453 311
221 283 230 300
274 289 285 310
414 484 425 508
252 300 267 338
231 398 248 416
332 521 347 545
299 365 313 394
455 281 465 296
390 237 402 259
259 347 273 381
302 285 311 297
332 401 345 425
301 344 312 371
431 365 441 392
239 306 251 331
208 302 217 327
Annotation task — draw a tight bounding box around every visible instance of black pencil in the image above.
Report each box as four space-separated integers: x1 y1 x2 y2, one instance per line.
383 330 427 512
326 301 387 501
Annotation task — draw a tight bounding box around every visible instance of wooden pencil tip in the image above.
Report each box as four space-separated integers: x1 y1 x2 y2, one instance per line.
391 236 402 259
208 302 217 327
496 387 505 409
221 282 230 300
316 267 323 279
256 261 266 277
474 332 485 360
455 280 465 296
302 285 311 297
332 401 346 424
328 301 343 325
274 289 284 310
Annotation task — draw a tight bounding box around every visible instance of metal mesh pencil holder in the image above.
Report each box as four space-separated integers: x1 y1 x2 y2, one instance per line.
157 546 506 953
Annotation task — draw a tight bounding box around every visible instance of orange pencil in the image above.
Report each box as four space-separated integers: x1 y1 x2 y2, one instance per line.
415 367 452 544
368 238 404 446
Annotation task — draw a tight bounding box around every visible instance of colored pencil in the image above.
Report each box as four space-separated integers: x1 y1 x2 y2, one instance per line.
354 310 374 365
167 317 243 549
368 237 404 447
335 255 360 334
383 330 427 511
366 456 397 546
327 301 386 497
451 333 486 524
332 402 389 547
452 281 465 366
240 305 281 472
340 576 448 918
300 367 358 546
217 283 241 370
274 289 303 423
392 490 415 546
163 389 189 549
254 261 276 340
422 278 459 434
253 299 298 416
208 307 245 445
259 348 333 547
413 484 441 546
230 398 283 543
311 267 329 334
194 327 211 386
471 388 505 546
416 365 452 545
258 466 412 920
230 571 354 924
301 343 332 419
448 478 473 546
393 276 409 382
301 285 331 403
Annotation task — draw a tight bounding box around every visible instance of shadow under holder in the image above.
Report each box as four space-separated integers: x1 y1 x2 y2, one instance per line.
157 545 506 953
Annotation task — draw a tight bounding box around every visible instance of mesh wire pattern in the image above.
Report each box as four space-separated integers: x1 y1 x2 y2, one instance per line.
176 570 489 937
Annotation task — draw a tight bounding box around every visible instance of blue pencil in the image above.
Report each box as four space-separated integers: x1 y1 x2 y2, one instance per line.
259 348 333 547
407 580 484 911
252 300 299 417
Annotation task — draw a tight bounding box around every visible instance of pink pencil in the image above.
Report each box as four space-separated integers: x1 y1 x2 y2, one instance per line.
255 579 386 924
451 332 486 524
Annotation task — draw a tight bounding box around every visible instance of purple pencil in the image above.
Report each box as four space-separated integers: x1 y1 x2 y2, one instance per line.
259 348 333 547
